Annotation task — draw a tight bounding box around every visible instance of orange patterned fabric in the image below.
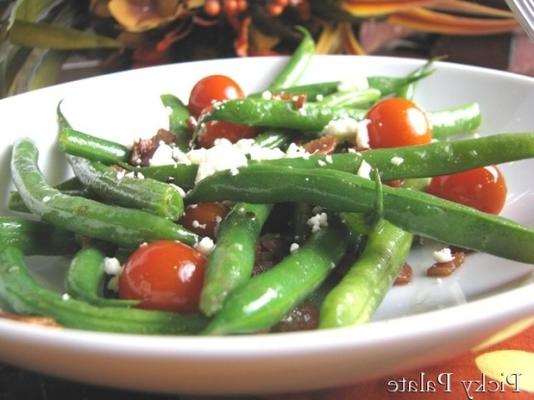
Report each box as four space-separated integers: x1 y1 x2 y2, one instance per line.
270 324 534 399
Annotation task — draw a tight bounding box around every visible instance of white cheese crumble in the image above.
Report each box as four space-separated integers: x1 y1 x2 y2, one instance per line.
149 142 176 166
192 220 207 229
337 74 369 92
261 90 273 100
289 243 300 253
390 156 404 166
104 257 122 275
318 160 327 167
307 212 328 233
195 236 215 255
285 143 311 159
61 293 70 301
433 248 455 263
357 160 372 179
322 117 370 149
315 94 324 102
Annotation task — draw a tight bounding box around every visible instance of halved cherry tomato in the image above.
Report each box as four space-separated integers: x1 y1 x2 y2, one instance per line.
188 74 244 118
119 241 206 313
366 98 432 148
179 202 230 238
197 120 256 148
425 165 507 215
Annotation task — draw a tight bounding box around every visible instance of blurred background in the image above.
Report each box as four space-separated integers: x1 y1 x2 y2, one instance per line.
0 0 532 99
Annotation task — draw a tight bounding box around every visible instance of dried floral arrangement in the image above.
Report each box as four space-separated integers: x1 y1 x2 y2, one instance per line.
0 0 518 97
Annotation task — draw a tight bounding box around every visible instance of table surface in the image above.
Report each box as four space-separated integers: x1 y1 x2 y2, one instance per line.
1 32 533 400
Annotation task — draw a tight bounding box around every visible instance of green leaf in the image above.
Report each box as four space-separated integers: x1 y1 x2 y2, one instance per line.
9 21 122 50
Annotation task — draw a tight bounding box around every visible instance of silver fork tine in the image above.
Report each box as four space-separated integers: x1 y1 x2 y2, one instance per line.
505 0 534 41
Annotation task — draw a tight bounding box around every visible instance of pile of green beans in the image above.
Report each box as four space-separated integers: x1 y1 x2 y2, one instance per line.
1 26 533 337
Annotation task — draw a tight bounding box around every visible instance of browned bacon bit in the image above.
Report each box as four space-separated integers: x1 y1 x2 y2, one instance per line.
253 233 291 275
427 251 466 277
394 263 413 285
449 245 475 255
130 128 176 166
272 300 319 332
302 135 338 155
0 312 60 328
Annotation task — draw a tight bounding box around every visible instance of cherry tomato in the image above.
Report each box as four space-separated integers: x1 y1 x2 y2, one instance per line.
119 241 206 313
366 98 432 148
425 165 507 214
197 120 256 148
179 202 230 238
188 74 244 118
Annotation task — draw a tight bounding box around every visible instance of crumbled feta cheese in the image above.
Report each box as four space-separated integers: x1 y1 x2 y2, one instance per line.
261 90 273 100
248 145 285 161
315 94 324 102
116 169 126 180
337 74 369 92
433 248 455 263
325 155 333 164
149 143 175 166
104 257 122 275
191 138 249 182
318 160 327 167
61 293 70 301
390 156 404 166
357 160 372 179
289 243 300 253
285 143 311 159
348 148 357 154
195 236 215 255
307 212 328 233
192 220 207 229
322 117 370 149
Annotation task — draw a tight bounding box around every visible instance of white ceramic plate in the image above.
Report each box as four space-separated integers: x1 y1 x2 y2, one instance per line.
0 56 533 395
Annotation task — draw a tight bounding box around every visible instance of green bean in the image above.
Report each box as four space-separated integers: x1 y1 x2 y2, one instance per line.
120 133 534 191
318 88 381 108
200 98 366 132
203 222 349 335
68 155 184 220
161 94 191 151
59 127 130 164
253 130 292 150
187 165 534 263
65 248 138 308
199 203 273 316
262 133 534 181
320 220 413 328
0 246 206 334
11 138 198 248
430 102 481 139
268 26 315 91
8 178 88 214
0 216 78 255
292 202 313 242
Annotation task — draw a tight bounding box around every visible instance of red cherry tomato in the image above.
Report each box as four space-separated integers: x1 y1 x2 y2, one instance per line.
119 241 206 313
366 98 432 148
197 120 256 148
425 166 507 215
188 74 244 118
179 202 230 238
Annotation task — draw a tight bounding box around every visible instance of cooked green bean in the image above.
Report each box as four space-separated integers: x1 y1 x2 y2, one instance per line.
0 216 77 255
65 247 138 308
320 220 413 328
203 222 349 335
187 165 534 263
11 138 198 248
199 203 273 316
0 246 206 334
318 88 381 108
59 127 130 164
199 98 366 132
68 155 184 220
430 102 481 139
161 93 191 151
268 26 315 91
